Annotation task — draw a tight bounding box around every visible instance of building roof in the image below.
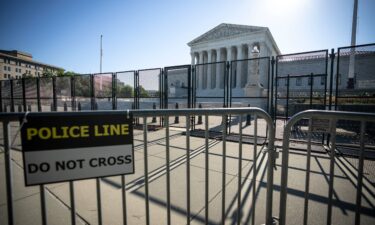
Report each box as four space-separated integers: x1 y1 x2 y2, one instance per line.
0 50 63 70
187 23 280 54
188 23 267 46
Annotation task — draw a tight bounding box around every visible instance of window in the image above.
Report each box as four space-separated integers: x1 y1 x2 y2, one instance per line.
296 78 302 86
308 77 314 86
8 66 11 71
3 74 6 79
321 77 325 85
19 69 21 73
3 66 6 70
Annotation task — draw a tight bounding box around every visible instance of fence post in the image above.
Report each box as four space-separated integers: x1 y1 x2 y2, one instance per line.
269 56 276 120
52 76 57 111
197 103 202 124
329 49 335 110
286 74 290 119
174 103 179 123
78 102 81 111
10 80 14 112
36 77 41 112
152 103 157 123
309 73 313 108
27 105 31 111
64 102 68 112
22 78 26 111
3 121 14 225
246 104 251 125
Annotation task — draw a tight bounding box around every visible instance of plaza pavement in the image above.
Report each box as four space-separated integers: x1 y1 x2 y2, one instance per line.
1 120 374 225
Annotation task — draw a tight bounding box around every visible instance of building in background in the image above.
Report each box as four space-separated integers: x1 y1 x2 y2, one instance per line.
0 50 63 80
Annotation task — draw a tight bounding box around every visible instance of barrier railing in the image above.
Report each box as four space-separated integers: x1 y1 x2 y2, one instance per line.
278 110 375 225
0 107 276 225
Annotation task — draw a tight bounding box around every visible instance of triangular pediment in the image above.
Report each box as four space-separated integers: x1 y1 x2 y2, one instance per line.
188 23 267 46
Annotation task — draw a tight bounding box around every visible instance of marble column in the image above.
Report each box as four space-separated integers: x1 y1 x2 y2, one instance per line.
236 45 243 88
216 48 222 89
198 51 204 90
207 50 212 90
190 52 195 65
247 44 254 86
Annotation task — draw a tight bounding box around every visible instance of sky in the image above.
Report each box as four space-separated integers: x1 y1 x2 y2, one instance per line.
0 0 374 74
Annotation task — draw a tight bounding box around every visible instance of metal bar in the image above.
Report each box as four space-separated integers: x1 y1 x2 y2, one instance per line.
270 57 275 118
335 48 340 110
0 81 2 112
286 75 290 119
121 175 127 225
22 78 26 111
165 116 171 225
71 76 75 111
69 181 76 225
96 178 102 225
112 73 116 110
237 115 243 225
355 121 366 225
40 185 47 225
37 77 41 112
143 116 150 225
303 119 313 225
323 51 328 109
3 121 14 225
10 80 14 112
1 108 375 122
252 115 258 225
52 76 57 111
205 115 209 225
328 49 335 110
186 115 191 225
327 119 336 225
221 115 227 225
309 73 313 108
265 110 275 225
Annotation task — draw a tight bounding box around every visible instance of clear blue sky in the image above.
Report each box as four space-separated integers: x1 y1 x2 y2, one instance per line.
0 0 374 74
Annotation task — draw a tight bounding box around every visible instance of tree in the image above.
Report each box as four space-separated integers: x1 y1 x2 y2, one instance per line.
118 85 134 98
139 85 149 98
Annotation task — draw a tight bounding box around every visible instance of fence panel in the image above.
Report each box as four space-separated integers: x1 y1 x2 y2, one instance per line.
93 73 114 110
39 77 54 112
1 80 12 112
74 74 92 111
55 76 73 111
275 50 329 120
24 78 38 112
138 68 162 125
116 71 136 110
164 65 192 127
0 107 276 225
193 62 227 132
278 110 375 225
335 44 375 113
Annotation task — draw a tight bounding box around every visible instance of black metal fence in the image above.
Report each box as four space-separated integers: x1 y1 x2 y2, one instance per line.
1 43 375 122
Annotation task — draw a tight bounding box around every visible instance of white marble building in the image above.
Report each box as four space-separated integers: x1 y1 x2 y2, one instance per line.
188 23 280 98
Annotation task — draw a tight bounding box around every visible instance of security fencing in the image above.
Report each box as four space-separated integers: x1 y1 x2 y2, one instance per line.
0 107 276 225
1 43 374 136
278 110 375 225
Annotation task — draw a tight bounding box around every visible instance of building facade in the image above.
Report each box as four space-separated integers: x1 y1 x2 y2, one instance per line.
187 23 280 98
0 50 63 80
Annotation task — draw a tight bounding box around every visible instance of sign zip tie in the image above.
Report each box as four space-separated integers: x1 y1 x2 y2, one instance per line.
11 111 30 149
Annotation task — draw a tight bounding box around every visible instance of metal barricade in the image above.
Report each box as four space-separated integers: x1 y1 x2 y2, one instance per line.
278 110 375 225
1 107 275 225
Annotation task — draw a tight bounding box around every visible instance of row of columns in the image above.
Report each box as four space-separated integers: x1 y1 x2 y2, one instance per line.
191 42 266 90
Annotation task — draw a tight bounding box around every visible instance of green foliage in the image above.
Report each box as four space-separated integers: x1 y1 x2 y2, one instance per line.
117 84 134 97
139 85 149 97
